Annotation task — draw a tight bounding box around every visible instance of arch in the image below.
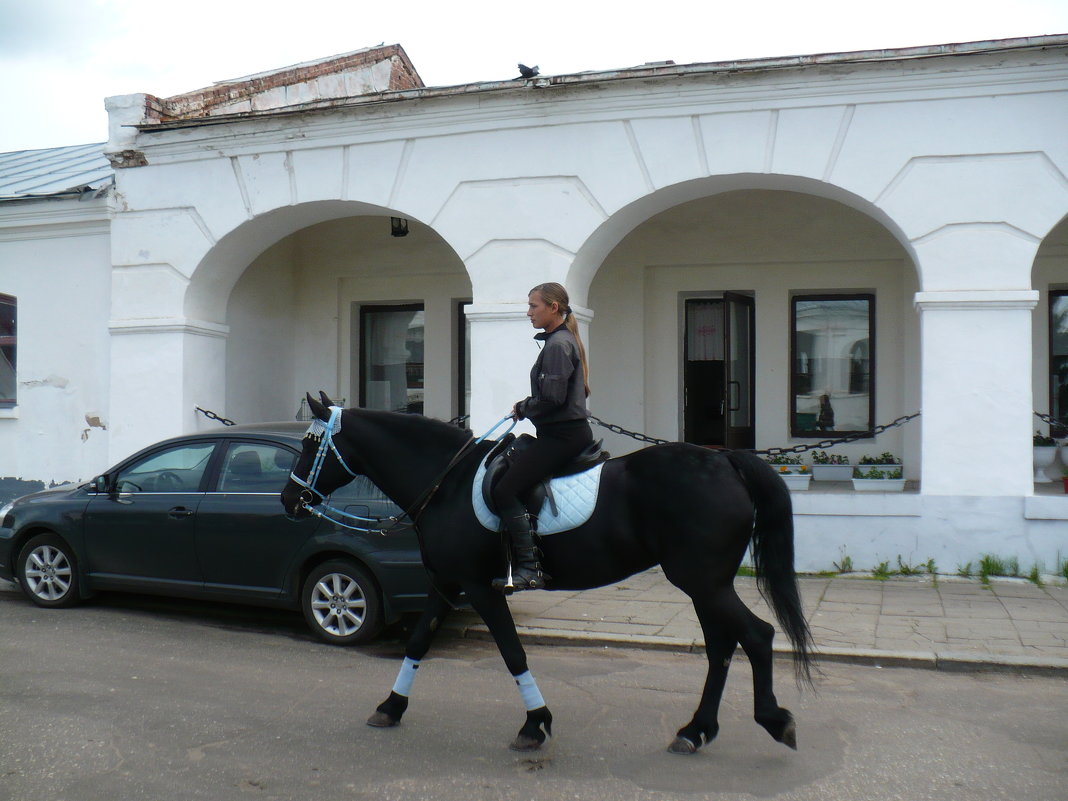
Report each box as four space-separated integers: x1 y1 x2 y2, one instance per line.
184 200 464 324
567 173 917 304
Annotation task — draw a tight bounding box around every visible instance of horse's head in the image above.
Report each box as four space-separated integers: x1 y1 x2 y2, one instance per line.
280 392 362 517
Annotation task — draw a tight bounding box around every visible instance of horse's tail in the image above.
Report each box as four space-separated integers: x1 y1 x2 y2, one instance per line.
725 451 815 686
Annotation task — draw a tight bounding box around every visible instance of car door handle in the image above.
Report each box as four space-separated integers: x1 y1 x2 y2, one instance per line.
168 506 195 519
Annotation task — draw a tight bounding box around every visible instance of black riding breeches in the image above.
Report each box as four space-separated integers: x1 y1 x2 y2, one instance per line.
490 419 594 520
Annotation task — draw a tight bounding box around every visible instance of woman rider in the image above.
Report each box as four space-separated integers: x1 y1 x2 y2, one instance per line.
491 282 593 593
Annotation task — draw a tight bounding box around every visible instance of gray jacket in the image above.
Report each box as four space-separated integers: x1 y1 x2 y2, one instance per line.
516 326 589 425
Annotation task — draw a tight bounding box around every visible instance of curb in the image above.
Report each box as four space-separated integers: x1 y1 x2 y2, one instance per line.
449 623 1068 677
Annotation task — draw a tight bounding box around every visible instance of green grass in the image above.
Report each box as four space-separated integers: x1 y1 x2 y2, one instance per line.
957 562 973 578
896 555 925 576
1028 564 1044 587
833 554 854 574
871 560 893 580
979 554 1007 584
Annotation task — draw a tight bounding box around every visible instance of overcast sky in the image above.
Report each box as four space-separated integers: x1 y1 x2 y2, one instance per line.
1 0 1066 153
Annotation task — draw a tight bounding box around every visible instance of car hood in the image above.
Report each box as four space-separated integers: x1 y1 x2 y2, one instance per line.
7 482 86 506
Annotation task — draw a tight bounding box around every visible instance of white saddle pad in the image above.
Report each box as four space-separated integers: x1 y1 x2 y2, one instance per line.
472 451 604 535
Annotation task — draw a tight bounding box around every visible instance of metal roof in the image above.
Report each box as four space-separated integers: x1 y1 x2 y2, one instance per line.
0 143 113 202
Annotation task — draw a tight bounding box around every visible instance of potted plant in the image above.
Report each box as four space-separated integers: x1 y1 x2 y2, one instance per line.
851 465 906 492
1033 431 1058 483
765 455 811 490
774 464 812 491
810 450 852 481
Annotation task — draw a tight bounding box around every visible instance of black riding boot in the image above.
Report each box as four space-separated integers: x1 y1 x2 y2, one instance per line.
492 513 549 593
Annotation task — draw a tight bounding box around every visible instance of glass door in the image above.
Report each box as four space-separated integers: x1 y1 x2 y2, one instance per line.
724 292 755 450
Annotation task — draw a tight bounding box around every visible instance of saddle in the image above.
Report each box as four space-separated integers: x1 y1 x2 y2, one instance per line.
481 433 609 519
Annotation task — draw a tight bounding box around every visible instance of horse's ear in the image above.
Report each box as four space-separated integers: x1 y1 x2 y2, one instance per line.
319 391 336 408
307 392 330 422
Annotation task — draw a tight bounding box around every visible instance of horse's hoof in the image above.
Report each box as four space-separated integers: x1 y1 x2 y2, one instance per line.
668 736 698 755
366 712 400 728
510 735 543 752
781 719 797 750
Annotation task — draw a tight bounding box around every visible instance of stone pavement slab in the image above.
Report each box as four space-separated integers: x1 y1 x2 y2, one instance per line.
446 568 1068 675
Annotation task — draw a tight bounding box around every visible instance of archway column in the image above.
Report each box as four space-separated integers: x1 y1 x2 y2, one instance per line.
914 289 1038 496
107 318 228 462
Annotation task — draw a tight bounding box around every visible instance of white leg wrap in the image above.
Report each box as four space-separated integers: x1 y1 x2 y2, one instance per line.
515 670 545 711
391 657 420 697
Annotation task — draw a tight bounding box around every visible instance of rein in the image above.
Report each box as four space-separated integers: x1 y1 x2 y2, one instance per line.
291 409 516 535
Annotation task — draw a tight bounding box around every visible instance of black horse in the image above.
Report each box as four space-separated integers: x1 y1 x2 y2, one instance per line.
281 393 813 755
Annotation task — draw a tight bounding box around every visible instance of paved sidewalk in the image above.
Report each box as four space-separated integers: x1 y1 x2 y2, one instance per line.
446 568 1068 675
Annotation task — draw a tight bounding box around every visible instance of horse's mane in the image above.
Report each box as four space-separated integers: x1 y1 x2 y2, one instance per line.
341 407 474 446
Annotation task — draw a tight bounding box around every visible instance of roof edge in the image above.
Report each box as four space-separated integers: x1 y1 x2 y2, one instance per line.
133 33 1068 134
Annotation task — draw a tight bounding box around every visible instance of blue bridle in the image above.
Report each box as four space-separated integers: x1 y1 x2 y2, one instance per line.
290 408 516 534
289 406 400 533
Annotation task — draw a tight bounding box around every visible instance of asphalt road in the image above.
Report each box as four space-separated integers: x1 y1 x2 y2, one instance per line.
1 586 1066 801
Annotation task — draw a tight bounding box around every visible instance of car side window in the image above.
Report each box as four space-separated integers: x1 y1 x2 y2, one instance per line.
218 442 297 493
115 443 216 493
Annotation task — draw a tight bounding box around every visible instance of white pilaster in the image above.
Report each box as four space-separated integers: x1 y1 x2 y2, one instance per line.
107 318 229 462
915 290 1038 496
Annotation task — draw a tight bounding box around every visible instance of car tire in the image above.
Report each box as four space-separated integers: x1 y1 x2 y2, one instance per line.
301 559 383 645
17 533 81 609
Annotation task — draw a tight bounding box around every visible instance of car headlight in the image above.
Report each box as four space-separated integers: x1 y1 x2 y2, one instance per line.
0 500 14 528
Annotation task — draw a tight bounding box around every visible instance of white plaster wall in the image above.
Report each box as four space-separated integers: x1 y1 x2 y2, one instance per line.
792 494 1067 574
226 238 299 423
0 202 112 484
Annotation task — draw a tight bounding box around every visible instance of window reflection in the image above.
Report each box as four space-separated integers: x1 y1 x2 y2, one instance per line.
360 305 425 414
792 296 874 436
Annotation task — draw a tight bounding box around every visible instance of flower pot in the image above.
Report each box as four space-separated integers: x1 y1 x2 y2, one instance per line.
1062 476 1068 494
1033 446 1057 483
811 464 853 481
851 478 906 492
780 473 812 491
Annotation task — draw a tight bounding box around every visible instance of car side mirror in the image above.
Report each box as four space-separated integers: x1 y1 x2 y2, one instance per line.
92 475 109 494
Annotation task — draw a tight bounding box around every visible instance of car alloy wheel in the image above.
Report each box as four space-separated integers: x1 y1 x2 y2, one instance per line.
19 533 80 608
301 559 383 645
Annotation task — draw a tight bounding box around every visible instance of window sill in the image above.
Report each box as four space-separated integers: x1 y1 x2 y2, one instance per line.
0 406 19 419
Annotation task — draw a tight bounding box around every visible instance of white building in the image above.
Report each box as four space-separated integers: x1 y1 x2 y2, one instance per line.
2 38 1067 572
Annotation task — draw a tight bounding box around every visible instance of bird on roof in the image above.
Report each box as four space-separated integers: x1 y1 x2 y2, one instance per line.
517 63 539 79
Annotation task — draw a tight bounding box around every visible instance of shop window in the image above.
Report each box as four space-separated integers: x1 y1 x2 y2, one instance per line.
0 294 15 406
1051 290 1068 435
359 304 425 414
791 294 874 437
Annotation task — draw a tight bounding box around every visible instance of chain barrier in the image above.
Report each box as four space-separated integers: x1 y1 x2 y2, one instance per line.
194 406 1062 450
590 412 922 456
588 415 673 446
194 406 236 426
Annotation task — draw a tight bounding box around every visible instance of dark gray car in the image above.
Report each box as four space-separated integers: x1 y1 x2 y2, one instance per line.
0 422 427 644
